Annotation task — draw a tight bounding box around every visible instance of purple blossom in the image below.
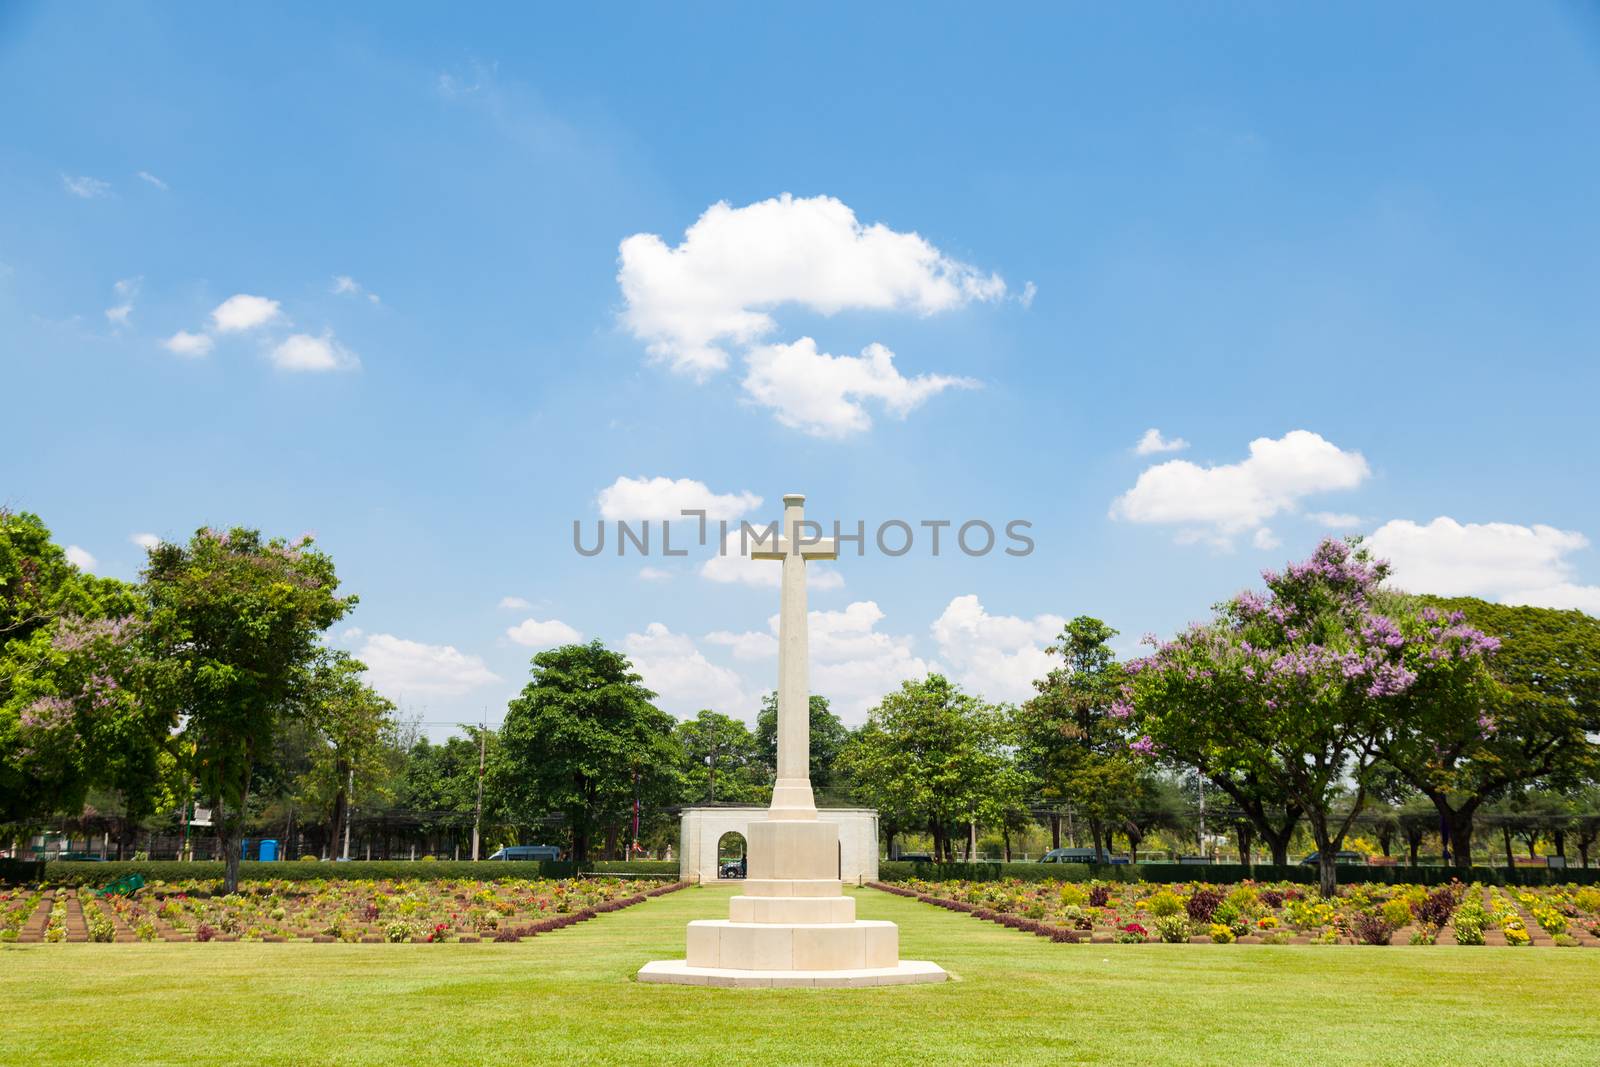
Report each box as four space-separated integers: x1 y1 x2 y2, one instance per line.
1108 699 1133 720
1130 735 1155 756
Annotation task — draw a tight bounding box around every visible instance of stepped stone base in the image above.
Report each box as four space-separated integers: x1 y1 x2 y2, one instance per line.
638 959 948 988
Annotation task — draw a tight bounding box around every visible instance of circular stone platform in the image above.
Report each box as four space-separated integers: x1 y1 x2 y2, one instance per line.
637 959 949 988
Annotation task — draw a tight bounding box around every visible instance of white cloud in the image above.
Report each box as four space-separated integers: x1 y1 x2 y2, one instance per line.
498 595 532 610
1308 511 1363 529
1252 527 1282 550
332 275 380 304
930 595 1063 704
356 633 500 699
1368 517 1600 614
1110 430 1370 546
269 331 359 372
702 600 935 722
596 476 760 522
742 337 976 438
105 277 139 328
704 628 778 660
617 193 1006 378
1135 428 1189 455
699 528 844 590
135 171 168 191
210 294 282 333
162 330 213 357
1019 281 1037 308
64 545 97 571
131 533 160 550
638 566 672 581
63 174 110 199
505 617 583 648
624 623 751 716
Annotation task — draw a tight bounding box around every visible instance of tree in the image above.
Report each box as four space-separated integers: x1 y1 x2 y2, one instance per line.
498 641 679 864
299 651 396 858
1016 616 1141 861
1129 538 1498 895
1 510 170 838
676 709 766 805
840 674 1020 862
1379 597 1600 869
755 693 848 793
142 527 353 891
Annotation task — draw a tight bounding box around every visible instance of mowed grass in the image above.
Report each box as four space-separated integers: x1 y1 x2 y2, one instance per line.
4 884 1598 1067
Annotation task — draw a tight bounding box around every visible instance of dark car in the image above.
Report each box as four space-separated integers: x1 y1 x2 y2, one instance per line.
486 845 561 862
895 852 935 863
55 852 105 861
1300 850 1367 866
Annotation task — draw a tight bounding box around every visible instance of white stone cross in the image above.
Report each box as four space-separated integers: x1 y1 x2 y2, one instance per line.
752 493 836 820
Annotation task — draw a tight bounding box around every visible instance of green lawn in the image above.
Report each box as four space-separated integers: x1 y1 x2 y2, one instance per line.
3 884 1596 1066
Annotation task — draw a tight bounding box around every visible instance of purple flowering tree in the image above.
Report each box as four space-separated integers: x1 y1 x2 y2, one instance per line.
1127 539 1498 896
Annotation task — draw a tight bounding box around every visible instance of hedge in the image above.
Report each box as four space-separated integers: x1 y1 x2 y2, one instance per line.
876 860 1600 887
11 858 680 887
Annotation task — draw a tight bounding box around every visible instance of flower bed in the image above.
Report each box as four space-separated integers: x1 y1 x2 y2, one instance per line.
870 878 1600 948
0 877 685 944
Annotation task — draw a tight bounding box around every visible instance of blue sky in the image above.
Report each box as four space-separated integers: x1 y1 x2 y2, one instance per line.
5 4 1599 735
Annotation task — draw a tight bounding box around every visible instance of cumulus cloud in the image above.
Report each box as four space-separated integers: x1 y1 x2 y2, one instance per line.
505 617 583 648
1135 428 1189 455
1308 511 1363 529
1368 517 1600 614
742 338 975 438
699 528 844 590
704 628 778 660
617 193 1005 378
63 174 110 199
105 278 139 328
1252 527 1282 550
131 533 160 550
638 566 672 581
269 331 359 372
597 476 760 522
162 330 214 357
355 633 500 699
498 595 532 609
332 275 381 304
210 294 282 333
1111 430 1370 547
624 623 751 716
64 545 97 571
930 595 1063 703
135 171 168 191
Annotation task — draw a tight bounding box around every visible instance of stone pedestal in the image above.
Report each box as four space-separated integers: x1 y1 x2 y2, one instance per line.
637 493 946 988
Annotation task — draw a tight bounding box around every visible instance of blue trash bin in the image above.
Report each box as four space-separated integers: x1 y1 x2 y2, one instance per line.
259 839 279 862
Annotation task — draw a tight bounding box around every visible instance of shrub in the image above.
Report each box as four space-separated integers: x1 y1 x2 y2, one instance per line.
1575 887 1600 915
1350 911 1399 946
1114 922 1147 944
195 923 216 942
1453 915 1485 946
1185 887 1225 924
1414 885 1460 928
493 927 520 943
1503 925 1530 946
134 919 157 942
1087 884 1111 908
1261 931 1293 946
1552 933 1578 948
384 920 416 943
1145 891 1183 918
1226 885 1262 918
1154 915 1190 943
1058 884 1087 907
1408 927 1438 946
1380 899 1413 930
1259 889 1285 909
1208 924 1235 944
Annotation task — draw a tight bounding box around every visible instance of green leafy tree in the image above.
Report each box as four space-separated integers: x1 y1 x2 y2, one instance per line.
676 709 766 805
1379 597 1600 869
498 641 679 863
298 651 396 857
1 511 169 837
1016 616 1142 861
141 527 353 891
840 674 1020 862
755 693 848 792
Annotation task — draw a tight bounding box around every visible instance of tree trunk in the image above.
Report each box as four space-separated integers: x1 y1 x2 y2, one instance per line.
1502 826 1515 870
1050 813 1061 850
1431 797 1477 870
1553 829 1566 860
1407 834 1421 866
1089 818 1105 864
1235 821 1254 871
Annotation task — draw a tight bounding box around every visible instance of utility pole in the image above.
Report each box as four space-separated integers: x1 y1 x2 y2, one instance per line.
472 712 486 861
342 764 353 861
1196 774 1207 858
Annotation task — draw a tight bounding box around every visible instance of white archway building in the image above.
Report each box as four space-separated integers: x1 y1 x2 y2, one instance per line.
678 806 880 884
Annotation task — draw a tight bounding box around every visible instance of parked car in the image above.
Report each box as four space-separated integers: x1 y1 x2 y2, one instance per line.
719 858 747 879
1299 850 1367 866
895 852 935 863
55 852 105 861
486 845 561 862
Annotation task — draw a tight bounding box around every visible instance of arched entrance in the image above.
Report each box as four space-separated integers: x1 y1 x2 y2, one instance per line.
716 831 747 879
